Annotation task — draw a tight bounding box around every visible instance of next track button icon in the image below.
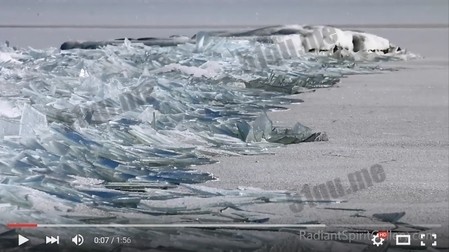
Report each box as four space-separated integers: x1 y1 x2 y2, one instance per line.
45 236 60 244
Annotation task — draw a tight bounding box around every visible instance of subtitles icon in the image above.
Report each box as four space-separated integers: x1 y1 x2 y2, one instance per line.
46 236 60 244
72 234 84 246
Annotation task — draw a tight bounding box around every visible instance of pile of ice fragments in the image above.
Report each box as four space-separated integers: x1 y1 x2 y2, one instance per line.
0 26 416 250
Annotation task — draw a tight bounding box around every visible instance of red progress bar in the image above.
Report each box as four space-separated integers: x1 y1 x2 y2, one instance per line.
7 223 38 229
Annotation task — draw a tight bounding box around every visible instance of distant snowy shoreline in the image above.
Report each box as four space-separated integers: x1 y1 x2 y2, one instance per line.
60 25 402 55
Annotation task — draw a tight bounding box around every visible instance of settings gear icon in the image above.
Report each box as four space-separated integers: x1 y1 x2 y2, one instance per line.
371 234 385 246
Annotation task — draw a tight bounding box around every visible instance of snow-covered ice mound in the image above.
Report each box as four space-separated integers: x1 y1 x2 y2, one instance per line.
61 25 404 55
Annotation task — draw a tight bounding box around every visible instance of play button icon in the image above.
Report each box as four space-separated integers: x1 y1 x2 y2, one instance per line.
18 234 29 246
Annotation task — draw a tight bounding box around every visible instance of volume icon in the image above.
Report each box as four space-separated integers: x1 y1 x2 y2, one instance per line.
72 234 84 246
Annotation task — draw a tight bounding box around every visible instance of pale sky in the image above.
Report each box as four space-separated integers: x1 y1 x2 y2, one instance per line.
1 0 448 26
0 0 447 48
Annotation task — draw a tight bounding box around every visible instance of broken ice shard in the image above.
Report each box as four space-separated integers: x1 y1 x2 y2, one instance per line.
0 118 20 137
237 112 325 144
19 104 48 137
